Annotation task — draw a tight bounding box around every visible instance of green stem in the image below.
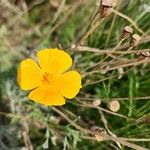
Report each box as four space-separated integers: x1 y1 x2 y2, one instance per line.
104 2 121 48
128 73 134 117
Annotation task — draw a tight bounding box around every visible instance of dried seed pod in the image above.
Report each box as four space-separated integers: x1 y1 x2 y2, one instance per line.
100 0 117 18
101 0 117 7
131 34 141 46
91 126 106 141
109 100 120 112
100 6 113 18
121 26 133 39
140 51 150 57
92 99 101 106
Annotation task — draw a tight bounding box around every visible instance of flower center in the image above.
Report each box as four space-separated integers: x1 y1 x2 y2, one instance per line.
42 73 53 84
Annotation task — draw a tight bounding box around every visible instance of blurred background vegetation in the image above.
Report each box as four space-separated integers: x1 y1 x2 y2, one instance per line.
0 0 150 149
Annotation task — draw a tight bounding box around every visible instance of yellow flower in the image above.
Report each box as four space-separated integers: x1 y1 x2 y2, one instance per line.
17 48 82 106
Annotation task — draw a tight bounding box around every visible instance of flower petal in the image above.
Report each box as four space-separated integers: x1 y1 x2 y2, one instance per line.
17 58 43 90
37 48 72 74
57 71 82 99
28 85 65 106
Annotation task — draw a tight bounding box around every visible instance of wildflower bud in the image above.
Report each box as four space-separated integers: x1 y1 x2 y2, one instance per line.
92 99 101 106
109 100 120 112
121 26 133 39
131 34 141 46
100 0 117 18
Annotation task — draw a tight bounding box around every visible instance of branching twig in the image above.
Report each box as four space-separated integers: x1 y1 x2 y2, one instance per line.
101 58 150 73
74 100 133 120
52 107 92 134
52 106 148 150
73 17 105 49
99 110 122 149
76 46 150 55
